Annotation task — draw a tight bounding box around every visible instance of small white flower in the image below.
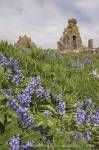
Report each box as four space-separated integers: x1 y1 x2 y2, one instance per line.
89 68 99 78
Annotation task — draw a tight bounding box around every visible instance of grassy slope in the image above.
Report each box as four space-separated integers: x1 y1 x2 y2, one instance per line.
0 41 99 150
0 41 99 105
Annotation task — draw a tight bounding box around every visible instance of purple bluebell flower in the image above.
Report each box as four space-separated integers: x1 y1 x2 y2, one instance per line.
85 128 91 141
85 114 91 123
8 135 34 150
8 98 19 112
91 109 99 124
75 109 85 124
6 94 34 129
12 70 23 85
9 57 19 70
8 135 21 150
0 53 5 61
15 91 21 101
34 76 42 86
26 116 34 126
95 110 99 124
18 107 28 117
22 141 33 150
44 90 50 99
20 93 31 106
18 113 34 129
24 78 36 95
0 53 23 85
22 76 50 101
57 101 66 116
70 59 83 68
36 87 44 97
3 89 12 98
84 57 92 65
24 85 35 95
0 53 9 65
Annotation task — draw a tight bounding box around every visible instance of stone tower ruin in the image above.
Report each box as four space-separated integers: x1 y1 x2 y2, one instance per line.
57 19 83 51
15 35 37 48
88 39 93 49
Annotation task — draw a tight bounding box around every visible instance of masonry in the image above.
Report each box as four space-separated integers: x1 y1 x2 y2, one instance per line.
57 18 83 51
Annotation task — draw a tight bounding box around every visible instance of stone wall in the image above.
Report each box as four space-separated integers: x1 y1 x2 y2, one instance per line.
57 18 83 51
15 35 37 48
88 39 93 49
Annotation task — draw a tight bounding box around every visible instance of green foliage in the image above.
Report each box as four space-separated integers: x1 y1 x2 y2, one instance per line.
0 41 99 149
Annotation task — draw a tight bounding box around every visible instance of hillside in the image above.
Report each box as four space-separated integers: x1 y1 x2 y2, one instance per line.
0 41 99 150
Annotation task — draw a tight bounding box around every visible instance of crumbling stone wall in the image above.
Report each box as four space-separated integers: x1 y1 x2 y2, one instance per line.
57 19 83 51
16 35 37 48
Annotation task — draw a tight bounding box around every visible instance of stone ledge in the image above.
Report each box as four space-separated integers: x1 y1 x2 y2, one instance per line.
59 49 86 54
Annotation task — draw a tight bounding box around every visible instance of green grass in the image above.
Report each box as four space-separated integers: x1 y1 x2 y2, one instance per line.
0 41 99 149
0 41 98 104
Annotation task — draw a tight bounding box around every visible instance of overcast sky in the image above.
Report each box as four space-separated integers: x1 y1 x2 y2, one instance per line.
0 0 99 48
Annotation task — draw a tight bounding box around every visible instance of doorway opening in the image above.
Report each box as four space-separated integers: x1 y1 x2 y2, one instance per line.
73 35 77 49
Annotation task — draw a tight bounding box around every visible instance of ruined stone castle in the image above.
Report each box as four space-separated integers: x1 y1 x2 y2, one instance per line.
57 18 84 51
15 18 98 53
15 35 37 49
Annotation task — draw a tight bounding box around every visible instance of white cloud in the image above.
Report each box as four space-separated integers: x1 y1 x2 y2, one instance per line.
0 0 99 48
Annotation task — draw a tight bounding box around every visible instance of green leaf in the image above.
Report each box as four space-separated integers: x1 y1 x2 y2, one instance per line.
40 104 57 114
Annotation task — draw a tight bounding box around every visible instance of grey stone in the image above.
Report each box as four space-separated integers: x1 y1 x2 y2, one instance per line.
88 39 93 49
